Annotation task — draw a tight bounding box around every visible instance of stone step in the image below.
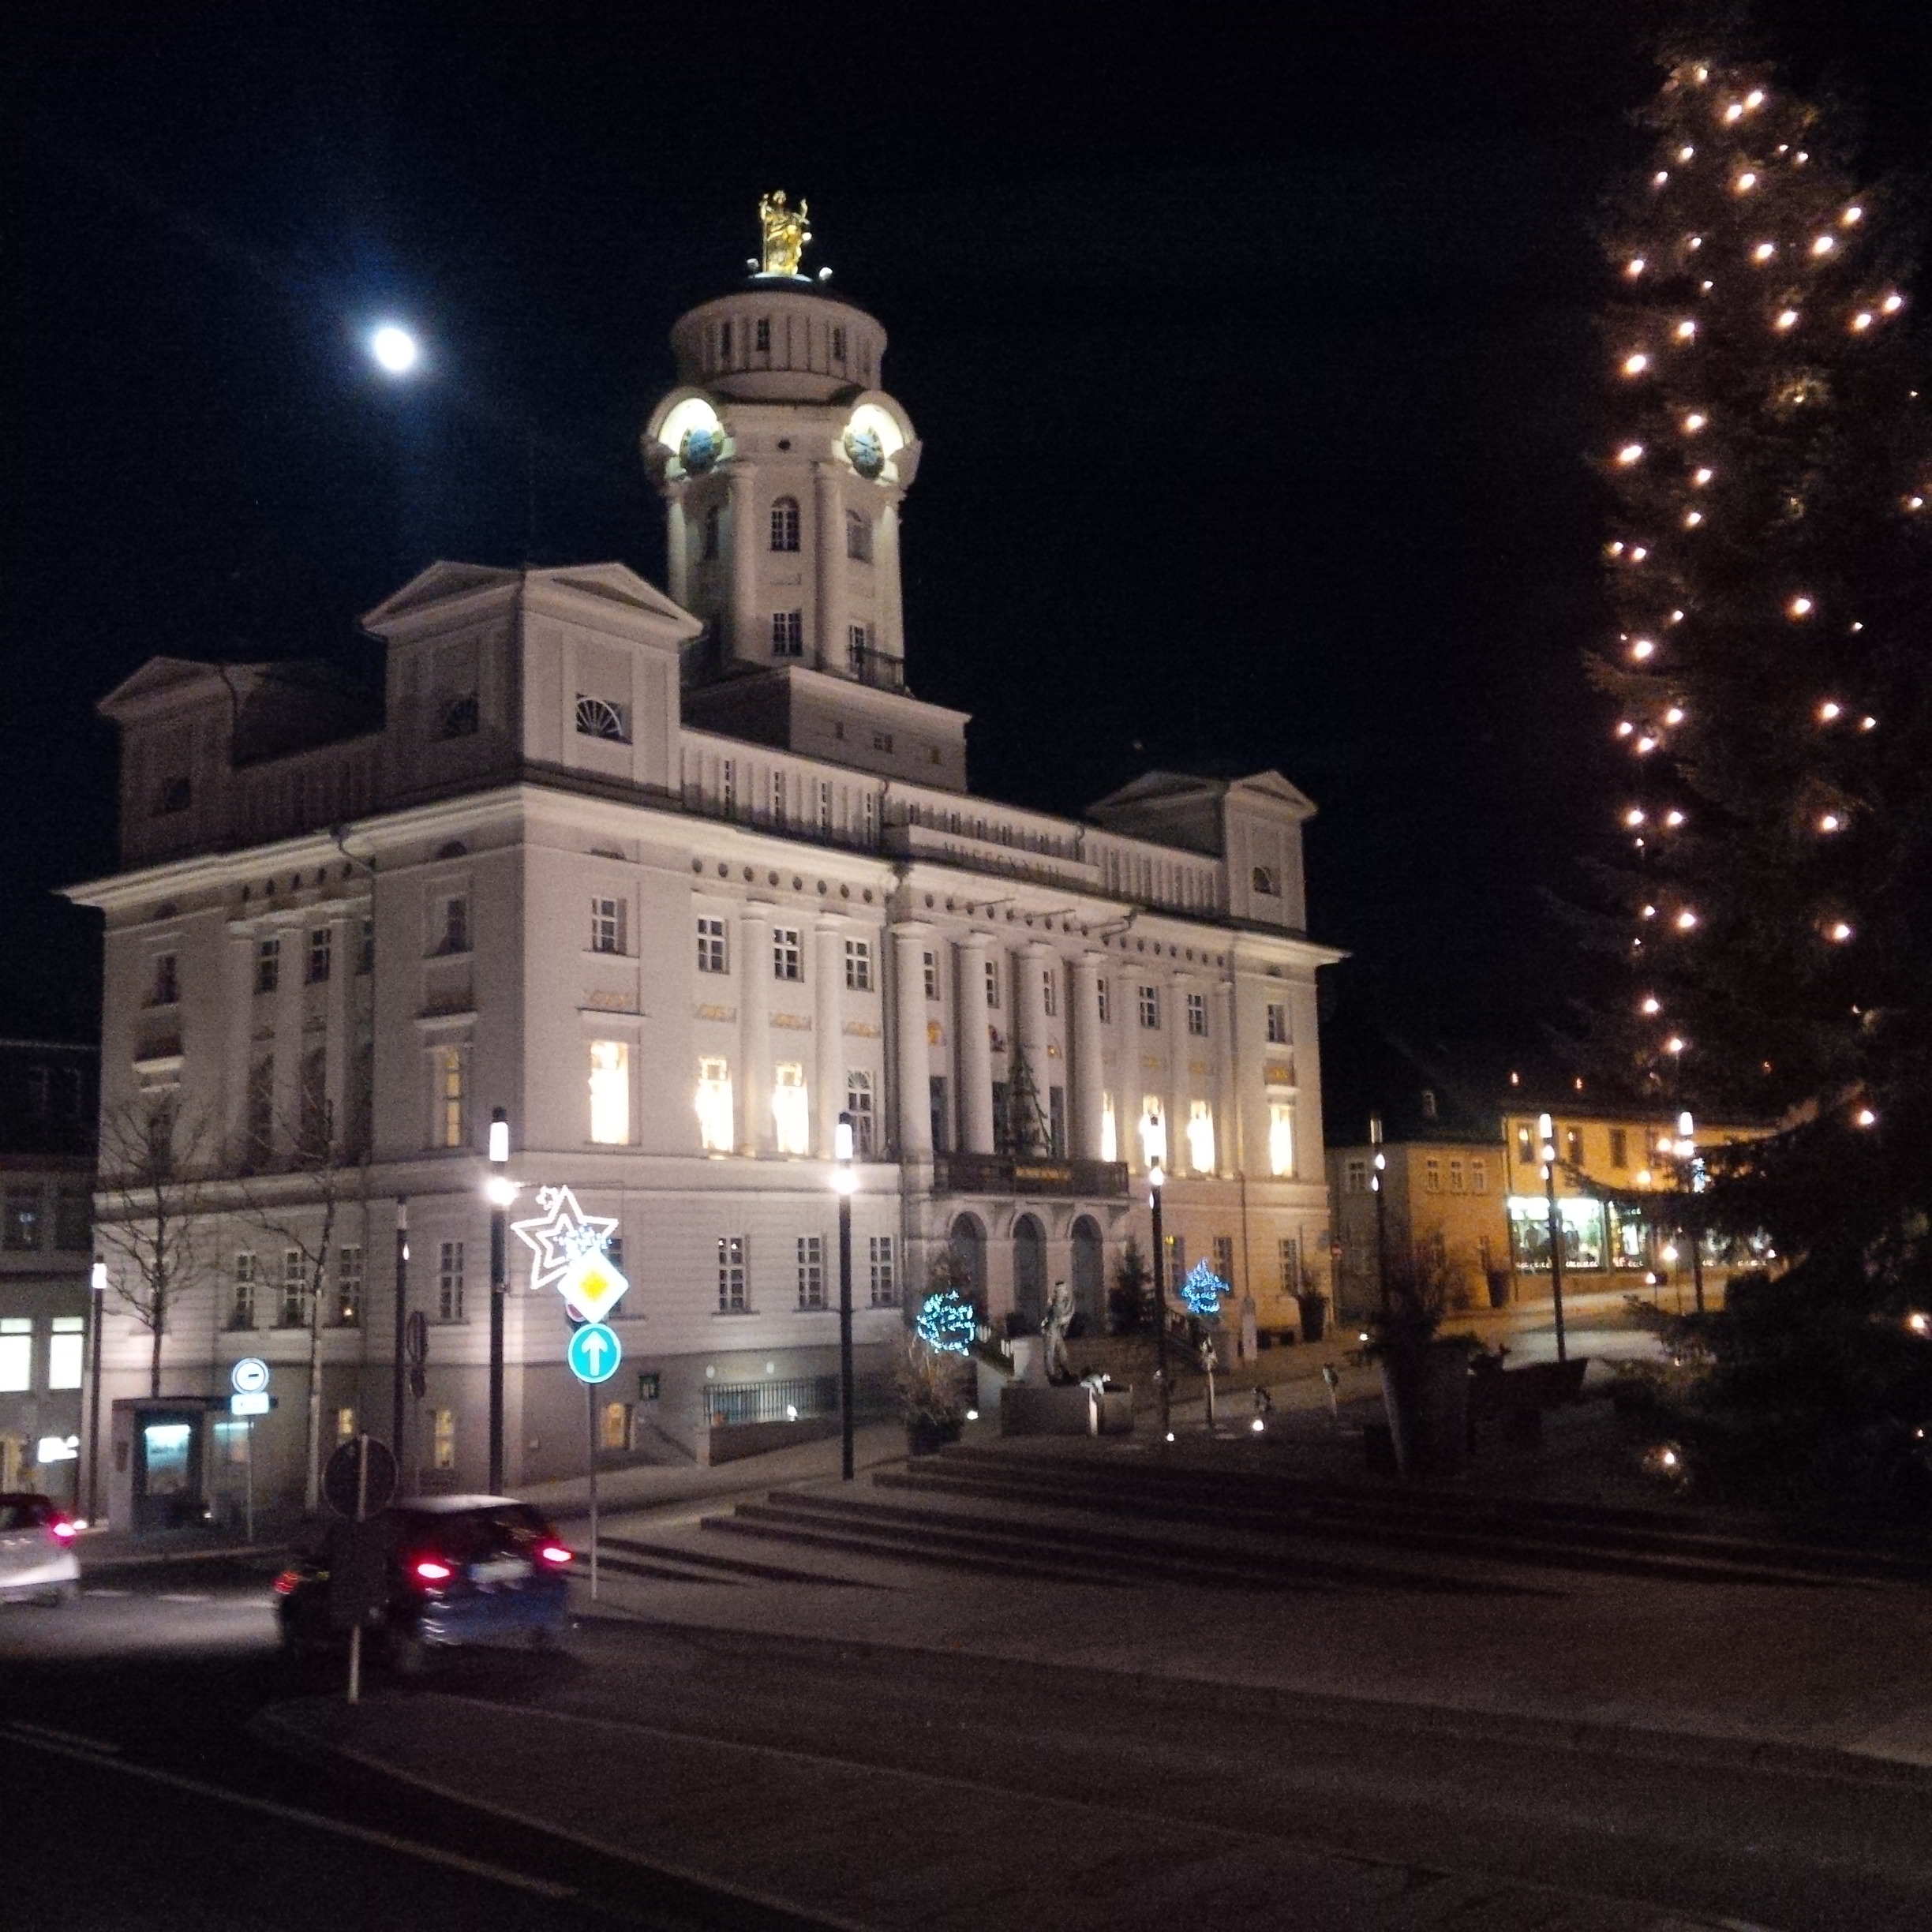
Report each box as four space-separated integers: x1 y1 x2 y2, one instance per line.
597 1531 874 1589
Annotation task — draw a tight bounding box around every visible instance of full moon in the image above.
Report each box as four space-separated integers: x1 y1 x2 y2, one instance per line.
369 324 420 374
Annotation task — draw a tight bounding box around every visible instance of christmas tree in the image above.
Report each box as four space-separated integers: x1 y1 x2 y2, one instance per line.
1589 43 1932 1500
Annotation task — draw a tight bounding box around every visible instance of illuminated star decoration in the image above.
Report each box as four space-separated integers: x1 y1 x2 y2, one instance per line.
511 1185 620 1297
1180 1260 1227 1320
915 1290 976 1356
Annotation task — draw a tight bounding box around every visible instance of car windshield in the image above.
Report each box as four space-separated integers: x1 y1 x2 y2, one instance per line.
0 1500 51 1531
398 1505 550 1563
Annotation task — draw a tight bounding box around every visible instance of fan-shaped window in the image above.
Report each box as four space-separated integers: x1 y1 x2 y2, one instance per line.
154 775 192 816
575 695 629 743
1252 865 1280 897
439 694 479 739
769 497 801 552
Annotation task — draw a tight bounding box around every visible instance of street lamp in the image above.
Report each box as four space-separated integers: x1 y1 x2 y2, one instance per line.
1368 1113 1389 1318
833 1113 858 1481
1677 1110 1705 1314
391 1199 409 1473
1144 1112 1172 1442
1538 1111 1569 1364
86 1258 107 1526
485 1107 515 1494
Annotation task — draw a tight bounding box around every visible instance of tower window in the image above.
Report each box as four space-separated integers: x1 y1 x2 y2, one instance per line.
696 916 728 973
831 325 845 361
770 497 800 552
773 927 803 982
772 611 803 657
1185 991 1208 1037
702 505 719 560
848 622 869 672
719 320 732 359
754 316 771 353
1252 865 1280 897
1265 1001 1290 1045
575 695 629 742
845 511 872 562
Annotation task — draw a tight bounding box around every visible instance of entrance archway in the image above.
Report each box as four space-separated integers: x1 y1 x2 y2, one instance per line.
1070 1215 1103 1328
1013 1214 1047 1330
949 1213 987 1317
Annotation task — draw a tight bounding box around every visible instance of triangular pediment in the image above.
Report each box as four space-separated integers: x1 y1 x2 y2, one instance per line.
527 564 703 638
95 656 228 718
360 561 522 632
1228 769 1318 818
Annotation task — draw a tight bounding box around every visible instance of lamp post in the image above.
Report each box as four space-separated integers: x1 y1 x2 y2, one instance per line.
1538 1110 1568 1365
1369 1113 1389 1318
833 1112 857 1481
1677 1110 1705 1315
391 1198 408 1473
1144 1113 1172 1442
485 1108 513 1494
86 1258 107 1526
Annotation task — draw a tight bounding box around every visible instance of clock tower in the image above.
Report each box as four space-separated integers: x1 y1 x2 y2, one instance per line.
642 198 967 790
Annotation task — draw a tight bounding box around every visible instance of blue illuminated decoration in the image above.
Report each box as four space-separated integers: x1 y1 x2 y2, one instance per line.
1180 1260 1226 1319
915 1290 976 1355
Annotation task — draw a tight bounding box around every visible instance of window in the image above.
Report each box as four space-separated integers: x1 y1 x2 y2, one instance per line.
1252 866 1280 897
754 316 771 353
1609 1127 1629 1169
1279 1238 1301 1296
231 1253 258 1331
1185 991 1208 1038
930 1076 950 1152
256 938 280 994
990 1082 1009 1154
696 1057 734 1152
1163 1235 1185 1295
591 897 625 955
844 939 873 991
1097 979 1110 1024
305 927 331 985
1565 1126 1584 1168
697 917 727 973
47 1316 84 1391
721 760 736 813
1043 967 1058 1018
773 927 803 982
770 496 800 552
796 1235 825 1309
155 774 192 815
439 896 470 955
1425 1158 1441 1193
871 730 893 754
1515 1124 1537 1170
985 959 1001 1009
1137 984 1160 1030
772 609 803 656
438 1241 465 1321
0 1320 28 1394
1421 1088 1439 1121
847 1071 875 1155
1472 1159 1488 1195
358 918 376 975
719 320 732 358
832 324 846 361
848 623 869 672
1100 1094 1118 1162
3 1188 41 1252
54 1185 89 1252
279 1249 306 1327
589 1041 630 1144
1049 1085 1066 1157
702 504 720 560
773 770 787 822
717 1235 748 1312
1187 1099 1215 1174
25 1068 48 1116
432 1046 466 1149
1265 1002 1290 1045
817 780 833 834
860 793 878 844
1140 1098 1165 1165
151 953 180 1005
1268 1103 1294 1178
773 1063 810 1155
601 1402 632 1451
1345 1157 1368 1195
1213 1235 1235 1286
440 693 479 739
335 1406 358 1443
299 1047 330 1156
335 1245 363 1325
869 1235 897 1308
432 1409 456 1471
1449 1159 1466 1195
923 950 938 1001
845 510 871 561
575 695 629 742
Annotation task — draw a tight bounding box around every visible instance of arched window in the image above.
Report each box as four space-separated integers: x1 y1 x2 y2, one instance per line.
769 497 800 552
575 695 628 743
1252 865 1279 897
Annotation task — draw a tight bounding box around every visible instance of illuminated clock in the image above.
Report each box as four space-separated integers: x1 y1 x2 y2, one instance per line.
844 423 885 479
680 423 723 475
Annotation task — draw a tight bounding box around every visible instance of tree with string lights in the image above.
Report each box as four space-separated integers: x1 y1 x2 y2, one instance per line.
1589 43 1932 1501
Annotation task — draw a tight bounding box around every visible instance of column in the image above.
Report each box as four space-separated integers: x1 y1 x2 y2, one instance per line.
955 933 994 1155
727 464 760 665
1164 972 1189 1176
223 927 254 1159
1014 942 1047 1152
737 903 773 1156
272 919 304 1155
891 923 934 1161
814 918 844 1158
665 489 689 609
323 913 351 1154
1069 953 1106 1161
814 462 843 672
878 498 905 661
1213 979 1237 1178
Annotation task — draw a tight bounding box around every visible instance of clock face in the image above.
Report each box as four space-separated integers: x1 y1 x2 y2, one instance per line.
844 424 885 479
680 424 723 475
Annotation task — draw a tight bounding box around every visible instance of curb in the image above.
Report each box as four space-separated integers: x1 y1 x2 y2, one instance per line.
81 1540 291 1571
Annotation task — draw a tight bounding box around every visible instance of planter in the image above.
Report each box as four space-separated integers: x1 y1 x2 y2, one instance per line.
1296 1294 1328 1343
1378 1339 1473 1481
906 1416 964 1456
1485 1272 1511 1311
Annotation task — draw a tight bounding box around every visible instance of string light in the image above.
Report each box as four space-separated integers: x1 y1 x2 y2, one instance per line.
1623 353 1650 376
1692 468 1713 486
1631 638 1657 659
1676 319 1698 340
1883 293 1905 313
1626 256 1647 277
1624 807 1646 827
1811 235 1836 256
1859 715 1878 732
1678 145 1695 162
1683 510 1703 527
1665 1035 1687 1054
1668 608 1685 623
1818 813 1843 833
1735 171 1758 193
1788 595 1813 617
1631 546 1648 560
1641 904 1657 919
1616 720 1635 737
1654 170 1671 189
1641 996 1661 1015
1818 700 1842 721
1751 242 1776 263
1723 102 1743 123
1676 909 1698 930
1636 735 1658 753
1617 443 1646 465
1852 312 1874 331
1745 88 1765 108
1842 205 1863 225
1774 309 1799 331
1664 706 1685 724
1664 810 1685 827
1855 1107 1877 1128
1683 412 1707 432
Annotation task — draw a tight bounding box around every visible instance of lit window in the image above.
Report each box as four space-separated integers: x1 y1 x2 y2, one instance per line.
2 1188 42 1252
1140 1098 1166 1166
256 938 280 994
601 1402 631 1451
1265 1001 1289 1044
589 1040 630 1144
796 1235 826 1309
1100 1095 1118 1163
54 1185 88 1252
1185 991 1208 1038
575 695 628 743
773 1063 810 1155
772 610 803 656
335 1407 357 1443
432 1409 455 1470
335 1245 363 1325
1137 985 1160 1030
769 496 800 552
1449 1159 1465 1195
432 1046 465 1149
844 939 874 991
1041 966 1058 1018
591 897 625 955
47 1316 84 1391
1425 1157 1441 1193
773 927 803 982
696 1058 734 1153
1471 1159 1488 1195
869 1235 897 1308
0 1320 30 1393
696 916 728 974
438 1241 465 1321
847 1070 875 1155
845 511 872 561
1187 1100 1215 1174
849 623 869 673
1267 1104 1294 1178
717 1235 748 1312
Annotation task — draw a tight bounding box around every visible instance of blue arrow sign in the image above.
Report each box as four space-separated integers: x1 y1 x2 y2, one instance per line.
567 1321 621 1385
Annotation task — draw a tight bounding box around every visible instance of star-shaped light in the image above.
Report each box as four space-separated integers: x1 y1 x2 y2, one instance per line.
511 1185 620 1296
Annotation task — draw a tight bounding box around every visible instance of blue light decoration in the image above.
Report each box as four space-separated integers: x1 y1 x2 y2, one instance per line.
915 1290 976 1355
1180 1260 1227 1320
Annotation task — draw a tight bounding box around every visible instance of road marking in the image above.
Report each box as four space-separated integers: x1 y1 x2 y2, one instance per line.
6 1720 119 1755
84 1588 129 1597
1 1724 578 1901
157 1592 211 1603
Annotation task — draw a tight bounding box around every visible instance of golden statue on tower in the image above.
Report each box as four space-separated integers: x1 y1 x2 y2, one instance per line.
758 191 811 277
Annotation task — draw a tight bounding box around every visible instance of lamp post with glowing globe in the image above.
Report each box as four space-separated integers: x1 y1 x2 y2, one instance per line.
485 1108 516 1493
833 1114 857 1480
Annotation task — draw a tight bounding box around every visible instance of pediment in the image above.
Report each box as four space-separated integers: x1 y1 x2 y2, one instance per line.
528 564 703 637
96 656 228 719
360 561 522 632
1228 769 1318 818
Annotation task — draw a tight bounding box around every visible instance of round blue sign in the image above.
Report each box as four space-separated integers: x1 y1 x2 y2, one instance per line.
566 1322 621 1385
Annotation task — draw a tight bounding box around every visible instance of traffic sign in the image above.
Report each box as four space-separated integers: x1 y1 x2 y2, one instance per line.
230 1391 270 1416
567 1322 621 1384
323 1435 398 1517
230 1357 269 1396
559 1245 631 1324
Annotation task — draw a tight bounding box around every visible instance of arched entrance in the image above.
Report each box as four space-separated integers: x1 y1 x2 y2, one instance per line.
1070 1216 1103 1328
949 1213 987 1317
1013 1214 1047 1331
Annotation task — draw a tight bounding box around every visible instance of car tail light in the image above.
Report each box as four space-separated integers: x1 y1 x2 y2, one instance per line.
538 1543 573 1566
48 1518 77 1541
411 1558 454 1585
271 1568 302 1597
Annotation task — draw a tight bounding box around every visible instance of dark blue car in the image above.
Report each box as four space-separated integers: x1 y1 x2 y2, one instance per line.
275 1495 573 1672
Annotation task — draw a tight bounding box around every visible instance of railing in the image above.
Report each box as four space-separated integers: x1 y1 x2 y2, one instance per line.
848 644 905 692
931 1154 1129 1199
706 1373 893 1426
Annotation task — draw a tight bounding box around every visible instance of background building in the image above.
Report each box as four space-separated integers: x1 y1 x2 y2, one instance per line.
70 227 1339 1517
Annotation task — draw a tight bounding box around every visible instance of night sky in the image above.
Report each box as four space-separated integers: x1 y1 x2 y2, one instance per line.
9 3 1930 1063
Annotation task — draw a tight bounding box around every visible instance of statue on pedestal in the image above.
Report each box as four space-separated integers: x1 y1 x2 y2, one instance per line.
758 191 812 277
1041 1278 1076 1383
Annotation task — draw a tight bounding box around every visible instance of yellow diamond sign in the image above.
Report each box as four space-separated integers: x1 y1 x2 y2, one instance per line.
559 1245 631 1324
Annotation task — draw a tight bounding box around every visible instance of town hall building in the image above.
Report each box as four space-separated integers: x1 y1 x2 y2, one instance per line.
71 206 1340 1512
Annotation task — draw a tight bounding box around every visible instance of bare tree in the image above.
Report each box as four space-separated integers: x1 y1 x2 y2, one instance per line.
93 1095 212 1398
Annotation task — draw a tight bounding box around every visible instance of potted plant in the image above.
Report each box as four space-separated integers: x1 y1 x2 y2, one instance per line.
1365 1246 1476 1480
897 1313 972 1456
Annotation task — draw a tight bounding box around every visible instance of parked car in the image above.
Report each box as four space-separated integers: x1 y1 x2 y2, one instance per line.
0 1494 80 1605
274 1495 572 1672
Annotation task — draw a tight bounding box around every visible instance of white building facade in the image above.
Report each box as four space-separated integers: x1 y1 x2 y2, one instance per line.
72 245 1339 1511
